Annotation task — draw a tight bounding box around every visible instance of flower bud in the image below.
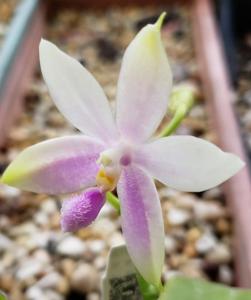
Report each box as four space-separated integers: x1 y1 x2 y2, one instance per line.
168 83 198 116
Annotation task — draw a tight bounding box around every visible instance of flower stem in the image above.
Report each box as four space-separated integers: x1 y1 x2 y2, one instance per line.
136 271 160 300
106 191 120 214
159 107 186 137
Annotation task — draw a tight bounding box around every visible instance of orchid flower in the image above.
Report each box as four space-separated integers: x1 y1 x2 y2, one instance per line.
1 14 244 288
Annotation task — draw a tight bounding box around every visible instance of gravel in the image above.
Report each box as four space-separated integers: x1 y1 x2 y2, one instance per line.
0 5 235 299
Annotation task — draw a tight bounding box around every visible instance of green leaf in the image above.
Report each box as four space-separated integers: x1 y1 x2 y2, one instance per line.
0 291 7 300
159 277 251 300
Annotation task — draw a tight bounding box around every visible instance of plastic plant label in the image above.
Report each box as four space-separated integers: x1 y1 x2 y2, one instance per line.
159 277 251 300
102 244 143 300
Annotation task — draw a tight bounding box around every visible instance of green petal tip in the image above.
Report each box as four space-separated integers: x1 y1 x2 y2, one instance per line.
0 166 18 186
0 171 9 185
155 12 166 30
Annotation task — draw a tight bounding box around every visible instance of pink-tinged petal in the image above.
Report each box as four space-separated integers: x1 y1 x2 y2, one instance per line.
116 15 172 143
135 136 245 192
61 187 105 232
1 136 105 194
39 39 118 143
117 165 164 286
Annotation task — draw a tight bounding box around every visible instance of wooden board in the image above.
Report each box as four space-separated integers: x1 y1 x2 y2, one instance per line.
192 0 251 287
0 1 45 145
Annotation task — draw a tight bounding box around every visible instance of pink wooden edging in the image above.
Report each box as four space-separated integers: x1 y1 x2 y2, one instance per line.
0 3 45 146
0 0 251 287
193 0 251 287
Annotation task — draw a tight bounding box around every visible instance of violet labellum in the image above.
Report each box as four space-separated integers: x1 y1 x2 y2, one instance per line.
1 14 244 286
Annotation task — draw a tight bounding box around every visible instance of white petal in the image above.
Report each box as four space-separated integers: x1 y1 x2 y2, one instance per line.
135 136 245 192
1 135 105 194
117 165 164 286
116 16 172 143
39 39 118 143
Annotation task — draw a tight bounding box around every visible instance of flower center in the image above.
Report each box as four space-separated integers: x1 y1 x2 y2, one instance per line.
96 143 132 191
120 154 131 166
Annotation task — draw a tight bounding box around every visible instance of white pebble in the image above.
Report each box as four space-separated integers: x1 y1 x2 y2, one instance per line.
0 185 21 198
29 231 52 249
163 270 182 282
33 249 51 264
16 259 44 281
57 236 86 258
26 286 63 300
189 105 206 118
10 222 38 237
195 234 216 254
165 235 177 253
94 256 106 270
87 293 100 300
108 232 124 248
159 188 181 199
41 199 58 215
87 240 106 255
26 286 44 300
219 265 233 284
206 244 232 264
45 290 63 300
194 202 225 220
175 194 197 210
92 218 117 238
71 264 99 293
34 211 49 226
167 208 191 225
98 203 114 218
0 234 13 251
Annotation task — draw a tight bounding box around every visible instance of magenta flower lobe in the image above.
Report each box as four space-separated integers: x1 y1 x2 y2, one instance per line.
61 187 105 232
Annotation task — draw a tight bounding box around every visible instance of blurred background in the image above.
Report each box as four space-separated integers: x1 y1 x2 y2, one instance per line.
0 0 250 299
